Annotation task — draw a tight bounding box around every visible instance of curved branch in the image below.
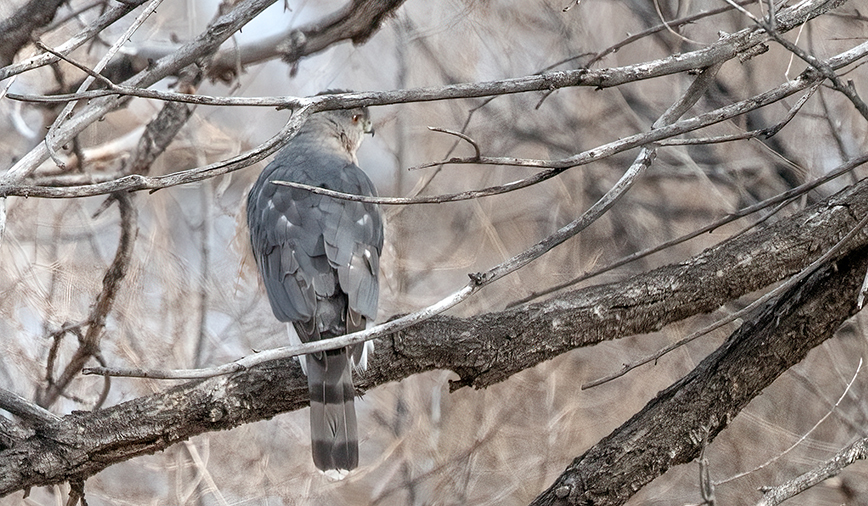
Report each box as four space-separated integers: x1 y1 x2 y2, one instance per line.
36 193 137 408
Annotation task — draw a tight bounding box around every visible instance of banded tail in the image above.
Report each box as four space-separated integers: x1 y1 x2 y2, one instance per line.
306 348 358 472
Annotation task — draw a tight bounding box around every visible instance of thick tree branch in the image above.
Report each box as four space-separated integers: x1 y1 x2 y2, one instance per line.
530 240 868 506
3 163 868 497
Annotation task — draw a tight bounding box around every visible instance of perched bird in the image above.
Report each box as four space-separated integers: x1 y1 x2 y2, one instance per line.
246 95 382 473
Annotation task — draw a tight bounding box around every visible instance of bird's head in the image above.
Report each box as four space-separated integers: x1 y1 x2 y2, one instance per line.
313 90 374 155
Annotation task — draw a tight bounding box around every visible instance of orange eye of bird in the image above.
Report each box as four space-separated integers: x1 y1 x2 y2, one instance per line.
352 114 360 123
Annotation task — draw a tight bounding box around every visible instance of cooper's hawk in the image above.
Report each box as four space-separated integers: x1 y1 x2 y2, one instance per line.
246 98 382 472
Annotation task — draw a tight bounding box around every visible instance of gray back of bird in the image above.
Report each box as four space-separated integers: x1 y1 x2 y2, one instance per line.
247 108 382 472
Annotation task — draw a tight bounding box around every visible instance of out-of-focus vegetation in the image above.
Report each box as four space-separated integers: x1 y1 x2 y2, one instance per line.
2 0 868 504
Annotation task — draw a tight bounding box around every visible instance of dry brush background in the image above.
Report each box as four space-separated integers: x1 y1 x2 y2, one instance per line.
1 0 868 505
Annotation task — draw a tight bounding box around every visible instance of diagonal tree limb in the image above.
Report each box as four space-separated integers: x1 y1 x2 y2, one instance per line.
529 240 868 506
0 389 61 428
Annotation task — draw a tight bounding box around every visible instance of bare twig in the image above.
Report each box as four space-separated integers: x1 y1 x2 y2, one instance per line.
32 40 116 89
427 127 481 161
3 102 316 199
652 0 704 46
720 358 862 487
767 31 868 122
659 82 820 145
755 438 868 506
84 283 477 379
38 193 137 407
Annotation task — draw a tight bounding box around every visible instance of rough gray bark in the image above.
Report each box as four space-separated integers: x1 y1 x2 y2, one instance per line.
2 170 868 499
530 241 868 506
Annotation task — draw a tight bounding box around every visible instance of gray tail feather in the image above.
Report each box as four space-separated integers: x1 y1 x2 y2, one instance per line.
306 348 359 471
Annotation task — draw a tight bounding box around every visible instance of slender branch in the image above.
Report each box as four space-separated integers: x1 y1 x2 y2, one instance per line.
723 0 868 122
31 40 116 89
3 102 316 199
82 283 475 380
755 437 868 506
37 194 137 407
659 82 820 145
720 358 862 486
125 66 203 175
0 388 61 426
